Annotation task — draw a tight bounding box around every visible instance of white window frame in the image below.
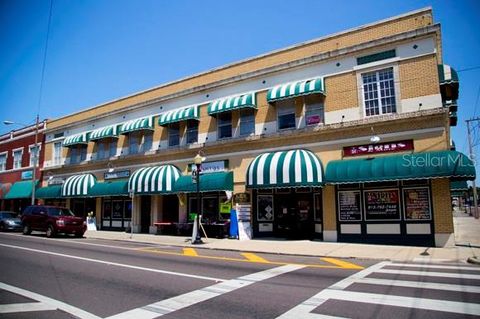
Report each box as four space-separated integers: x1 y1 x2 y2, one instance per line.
276 100 296 131
28 143 41 167
142 132 153 152
12 148 23 169
53 142 62 165
304 95 325 126
0 151 7 171
239 109 255 136
186 120 198 144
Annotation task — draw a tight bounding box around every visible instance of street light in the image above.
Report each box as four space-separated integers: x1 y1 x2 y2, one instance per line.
192 152 205 244
4 115 40 206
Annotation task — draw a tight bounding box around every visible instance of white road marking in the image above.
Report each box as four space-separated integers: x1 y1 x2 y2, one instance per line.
375 268 480 279
107 264 305 319
0 282 100 319
0 302 56 313
356 277 480 293
0 243 224 282
389 263 480 271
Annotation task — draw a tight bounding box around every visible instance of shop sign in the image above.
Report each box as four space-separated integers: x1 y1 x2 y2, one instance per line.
233 192 250 204
343 140 414 157
190 160 228 174
104 170 130 180
21 170 33 180
404 187 431 220
236 204 251 221
338 190 362 221
48 178 65 185
364 189 400 221
220 202 232 214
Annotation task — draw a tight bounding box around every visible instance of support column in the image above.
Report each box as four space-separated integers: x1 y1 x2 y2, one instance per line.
65 198 71 210
432 178 454 247
133 196 142 233
149 195 162 234
322 185 337 242
95 198 102 229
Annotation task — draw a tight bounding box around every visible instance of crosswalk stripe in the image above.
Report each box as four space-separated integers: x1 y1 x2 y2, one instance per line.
376 269 480 279
241 253 269 263
182 248 198 257
320 258 363 269
107 264 305 319
316 289 480 316
0 302 57 314
356 277 480 293
389 263 480 271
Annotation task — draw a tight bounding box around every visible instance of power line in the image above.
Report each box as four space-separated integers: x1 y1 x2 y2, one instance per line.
36 0 53 117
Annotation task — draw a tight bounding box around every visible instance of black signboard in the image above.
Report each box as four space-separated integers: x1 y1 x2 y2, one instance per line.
404 188 431 220
338 191 362 221
364 189 400 220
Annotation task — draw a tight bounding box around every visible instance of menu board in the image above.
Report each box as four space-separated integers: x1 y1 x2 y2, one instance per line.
404 188 431 220
364 189 400 220
338 191 362 221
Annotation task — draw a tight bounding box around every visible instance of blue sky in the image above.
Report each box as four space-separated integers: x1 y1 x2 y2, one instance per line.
0 0 479 158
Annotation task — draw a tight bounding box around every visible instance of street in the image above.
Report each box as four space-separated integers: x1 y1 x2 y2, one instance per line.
0 232 479 318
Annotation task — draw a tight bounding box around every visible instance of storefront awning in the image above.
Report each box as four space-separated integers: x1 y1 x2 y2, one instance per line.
128 165 180 194
325 151 476 184
0 183 12 199
61 174 97 197
246 149 324 188
450 180 468 191
63 132 89 147
207 93 256 115
267 78 324 102
119 116 154 134
174 171 233 193
158 105 199 126
36 185 62 199
438 64 459 100
89 125 118 141
90 180 129 197
4 180 38 199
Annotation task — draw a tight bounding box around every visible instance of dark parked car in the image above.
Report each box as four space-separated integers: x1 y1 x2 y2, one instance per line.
21 205 86 238
0 211 22 231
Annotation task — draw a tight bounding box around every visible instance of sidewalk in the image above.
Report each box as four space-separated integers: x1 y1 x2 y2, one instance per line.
85 213 480 263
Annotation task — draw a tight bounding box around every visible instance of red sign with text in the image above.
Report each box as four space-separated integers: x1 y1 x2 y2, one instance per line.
343 140 414 157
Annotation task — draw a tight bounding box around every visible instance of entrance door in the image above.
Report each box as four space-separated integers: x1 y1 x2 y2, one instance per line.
162 195 179 223
140 196 151 233
274 191 314 239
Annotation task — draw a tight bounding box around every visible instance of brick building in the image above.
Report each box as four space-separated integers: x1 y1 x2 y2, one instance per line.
39 7 473 246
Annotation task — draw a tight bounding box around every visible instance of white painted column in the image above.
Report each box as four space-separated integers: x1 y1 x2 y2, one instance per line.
149 195 162 234
133 196 142 233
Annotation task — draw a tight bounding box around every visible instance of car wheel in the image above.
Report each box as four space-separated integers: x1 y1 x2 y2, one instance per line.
46 225 56 238
22 224 32 235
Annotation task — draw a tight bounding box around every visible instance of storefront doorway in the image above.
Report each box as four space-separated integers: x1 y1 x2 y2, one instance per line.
101 197 132 230
140 196 151 233
71 198 95 219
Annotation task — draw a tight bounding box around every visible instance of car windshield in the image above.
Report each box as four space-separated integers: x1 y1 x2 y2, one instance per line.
0 212 17 219
47 208 76 217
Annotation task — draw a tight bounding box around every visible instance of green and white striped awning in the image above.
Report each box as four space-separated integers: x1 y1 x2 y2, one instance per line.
63 132 89 147
128 165 181 194
89 125 118 141
208 92 256 115
158 105 199 126
267 78 324 102
246 149 324 188
61 174 96 197
119 116 154 134
438 64 459 84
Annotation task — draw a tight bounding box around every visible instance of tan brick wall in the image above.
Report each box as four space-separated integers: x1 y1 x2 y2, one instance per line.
414 130 448 152
44 142 53 162
323 185 337 231
399 55 440 99
324 72 358 112
431 178 453 234
255 91 276 124
47 9 433 129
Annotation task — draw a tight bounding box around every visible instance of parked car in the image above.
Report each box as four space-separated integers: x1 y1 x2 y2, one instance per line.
0 211 22 232
21 205 86 238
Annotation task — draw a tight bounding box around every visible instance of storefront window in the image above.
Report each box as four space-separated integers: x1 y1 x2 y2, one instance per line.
112 200 123 219
403 187 431 220
257 195 274 221
338 190 362 221
364 189 400 221
103 201 112 219
202 197 218 223
314 193 322 222
218 112 232 139
168 123 180 147
124 201 132 219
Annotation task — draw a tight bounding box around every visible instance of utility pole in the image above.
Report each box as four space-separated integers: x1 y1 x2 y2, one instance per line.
31 114 40 205
466 117 480 218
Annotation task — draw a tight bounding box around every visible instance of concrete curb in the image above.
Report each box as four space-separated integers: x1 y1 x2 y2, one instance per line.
467 256 480 265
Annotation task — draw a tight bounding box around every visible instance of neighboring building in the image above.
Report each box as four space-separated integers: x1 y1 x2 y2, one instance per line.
40 7 473 246
0 121 47 212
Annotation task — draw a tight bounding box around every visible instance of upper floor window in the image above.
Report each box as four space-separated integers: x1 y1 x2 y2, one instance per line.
142 132 153 152
96 139 116 160
168 123 180 147
305 95 324 126
70 146 87 164
29 144 40 167
218 112 232 139
186 120 198 144
277 100 296 130
0 153 6 171
129 133 139 154
53 142 62 165
13 149 23 169
240 109 255 136
362 67 396 116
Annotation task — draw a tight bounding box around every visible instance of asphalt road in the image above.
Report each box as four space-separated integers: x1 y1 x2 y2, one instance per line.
0 232 479 319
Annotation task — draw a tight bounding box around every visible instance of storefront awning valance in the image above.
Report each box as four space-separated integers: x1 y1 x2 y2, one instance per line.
36 185 62 199
267 78 324 102
119 116 154 134
325 151 476 184
89 125 118 141
4 180 38 199
128 165 180 194
158 106 199 126
450 180 468 191
90 180 129 197
63 132 89 147
174 171 233 193
246 149 324 189
438 64 459 100
207 93 256 115
61 174 97 197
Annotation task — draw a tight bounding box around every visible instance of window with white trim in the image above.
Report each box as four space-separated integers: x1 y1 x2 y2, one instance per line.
168 123 180 147
186 120 198 144
217 112 232 139
240 109 255 136
305 95 324 126
13 149 23 169
53 142 62 165
362 67 396 116
0 153 6 171
29 144 40 167
69 146 87 164
277 100 296 130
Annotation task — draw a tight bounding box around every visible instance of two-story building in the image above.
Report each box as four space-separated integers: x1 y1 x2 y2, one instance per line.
38 7 473 247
